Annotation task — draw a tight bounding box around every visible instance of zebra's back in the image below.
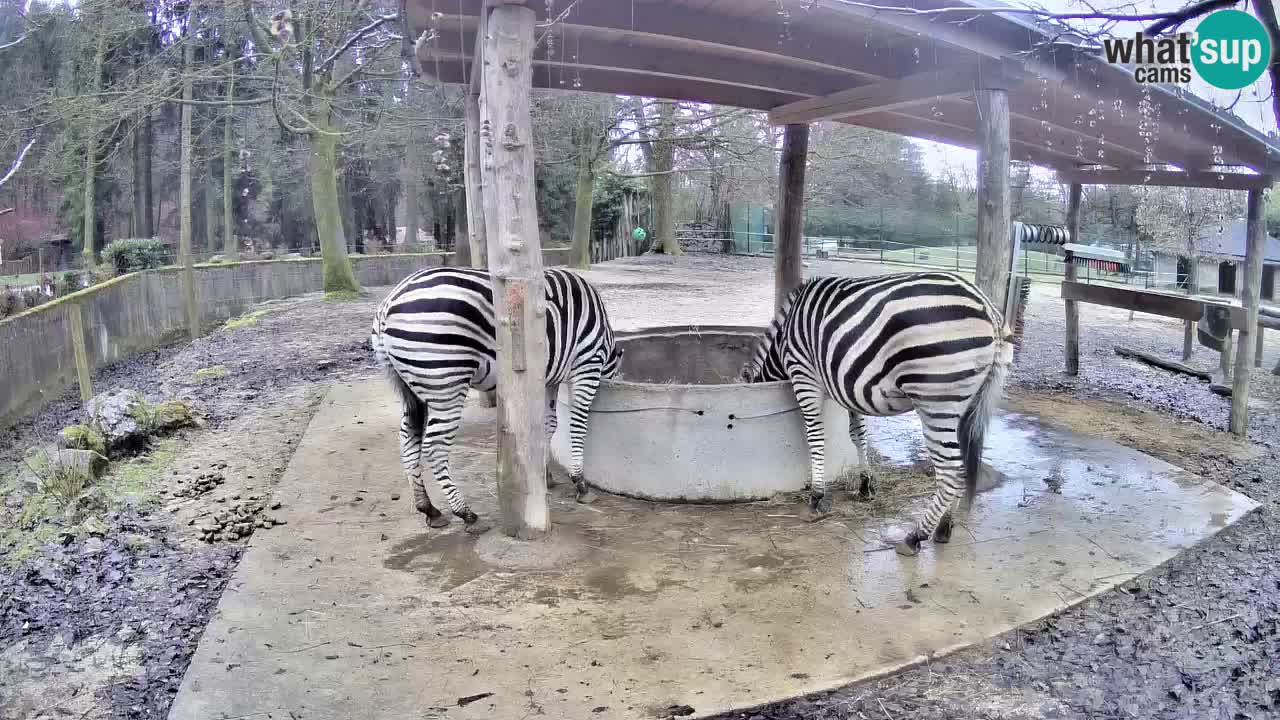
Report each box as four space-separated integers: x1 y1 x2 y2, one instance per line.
372 266 615 394
784 272 1008 416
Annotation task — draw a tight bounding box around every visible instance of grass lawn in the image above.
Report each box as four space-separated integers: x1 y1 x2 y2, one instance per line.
0 273 42 288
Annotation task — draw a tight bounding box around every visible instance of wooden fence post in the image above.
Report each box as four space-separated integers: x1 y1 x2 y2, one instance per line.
974 84 1012 312
480 2 549 538
774 123 809 309
68 303 93 402
1231 189 1267 436
1064 183 1082 375
463 12 488 270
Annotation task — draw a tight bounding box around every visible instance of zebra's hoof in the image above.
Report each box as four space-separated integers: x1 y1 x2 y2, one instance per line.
857 472 876 501
895 532 922 557
932 515 953 544
807 492 833 514
463 520 492 535
427 514 451 529
575 486 598 505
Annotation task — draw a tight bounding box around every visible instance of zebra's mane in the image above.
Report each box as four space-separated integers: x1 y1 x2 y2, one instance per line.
746 280 811 382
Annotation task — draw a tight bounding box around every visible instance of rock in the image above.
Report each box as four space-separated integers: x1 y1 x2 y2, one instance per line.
56 449 110 482
85 390 146 450
153 399 197 431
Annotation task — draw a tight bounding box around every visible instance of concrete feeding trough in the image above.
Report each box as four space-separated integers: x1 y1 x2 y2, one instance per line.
549 325 858 502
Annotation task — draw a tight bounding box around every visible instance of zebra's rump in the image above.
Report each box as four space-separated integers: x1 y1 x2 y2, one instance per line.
788 272 1007 415
371 267 616 396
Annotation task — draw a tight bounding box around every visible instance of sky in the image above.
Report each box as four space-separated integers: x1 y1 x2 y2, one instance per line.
910 0 1279 179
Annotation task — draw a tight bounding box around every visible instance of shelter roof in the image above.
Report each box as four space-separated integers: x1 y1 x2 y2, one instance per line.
406 0 1280 176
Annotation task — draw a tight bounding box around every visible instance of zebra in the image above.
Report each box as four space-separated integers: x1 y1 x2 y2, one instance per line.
743 271 1013 556
371 266 622 533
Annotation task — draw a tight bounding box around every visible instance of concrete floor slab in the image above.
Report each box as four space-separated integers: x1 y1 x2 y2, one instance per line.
168 379 1257 720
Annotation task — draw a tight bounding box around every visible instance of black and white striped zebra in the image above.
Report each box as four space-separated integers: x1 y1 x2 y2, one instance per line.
371 266 622 533
744 271 1013 556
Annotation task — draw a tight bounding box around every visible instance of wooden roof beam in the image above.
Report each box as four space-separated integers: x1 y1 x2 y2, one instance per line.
1056 168 1274 191
768 68 982 126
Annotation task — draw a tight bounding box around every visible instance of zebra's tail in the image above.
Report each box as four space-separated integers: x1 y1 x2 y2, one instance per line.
371 319 425 418
959 321 1014 509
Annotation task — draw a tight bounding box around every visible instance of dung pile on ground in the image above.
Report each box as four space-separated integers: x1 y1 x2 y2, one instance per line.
193 497 286 542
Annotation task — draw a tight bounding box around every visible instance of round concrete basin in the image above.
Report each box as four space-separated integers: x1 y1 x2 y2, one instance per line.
549 325 858 502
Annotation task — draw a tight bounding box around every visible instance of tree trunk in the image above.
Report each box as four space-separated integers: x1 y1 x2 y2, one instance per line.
179 15 199 340
83 33 107 264
1183 259 1197 360
223 24 237 259
974 86 1012 312
650 101 680 255
463 85 487 267
132 117 145 237
143 112 155 238
774 123 809 309
309 87 360 294
402 151 419 252
570 141 594 269
453 185 471 266
205 163 218 255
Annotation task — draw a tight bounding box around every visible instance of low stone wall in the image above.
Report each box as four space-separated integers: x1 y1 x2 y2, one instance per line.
0 250 570 428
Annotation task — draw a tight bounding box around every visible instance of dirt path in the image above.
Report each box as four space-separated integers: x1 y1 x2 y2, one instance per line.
2 254 1278 720
1 292 383 719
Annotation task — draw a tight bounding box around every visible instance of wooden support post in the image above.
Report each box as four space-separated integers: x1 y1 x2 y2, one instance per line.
1064 183 1082 375
774 123 809 310
1220 329 1233 379
974 85 1012 312
68 303 93 402
1231 189 1266 436
479 2 549 538
1256 327 1265 368
463 14 488 269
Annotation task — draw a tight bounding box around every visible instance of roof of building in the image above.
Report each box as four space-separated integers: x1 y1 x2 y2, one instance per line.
408 0 1280 175
1196 220 1280 264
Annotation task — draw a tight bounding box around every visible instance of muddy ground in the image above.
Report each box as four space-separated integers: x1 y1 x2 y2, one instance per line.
2 253 1279 719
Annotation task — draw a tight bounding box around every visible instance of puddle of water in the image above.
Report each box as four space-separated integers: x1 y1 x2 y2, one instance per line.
383 532 491 592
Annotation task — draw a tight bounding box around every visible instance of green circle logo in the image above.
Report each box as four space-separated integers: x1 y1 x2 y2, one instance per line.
1192 10 1272 90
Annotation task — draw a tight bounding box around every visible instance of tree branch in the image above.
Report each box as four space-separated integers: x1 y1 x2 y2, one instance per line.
0 137 36 190
0 33 28 52
1253 0 1280 126
317 13 398 75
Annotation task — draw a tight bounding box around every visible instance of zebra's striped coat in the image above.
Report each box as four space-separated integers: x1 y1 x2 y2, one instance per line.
371 267 621 531
746 271 1012 556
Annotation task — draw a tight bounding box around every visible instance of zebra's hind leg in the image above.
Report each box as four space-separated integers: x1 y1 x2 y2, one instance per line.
398 387 449 528
848 412 875 501
788 370 831 516
895 405 965 557
566 367 604 504
422 388 490 534
544 384 561 488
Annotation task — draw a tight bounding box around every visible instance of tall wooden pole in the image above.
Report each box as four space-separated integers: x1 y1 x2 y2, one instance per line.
1064 183 1082 375
774 123 809 309
1230 188 1267 436
974 86 1012 312
480 2 548 538
463 13 488 270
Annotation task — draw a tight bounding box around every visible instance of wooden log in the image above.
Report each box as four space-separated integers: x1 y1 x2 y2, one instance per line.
1064 183 1082 376
1231 188 1266 436
480 3 549 539
462 14 487 269
974 86 1012 312
1114 346 1211 382
774 123 808 310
